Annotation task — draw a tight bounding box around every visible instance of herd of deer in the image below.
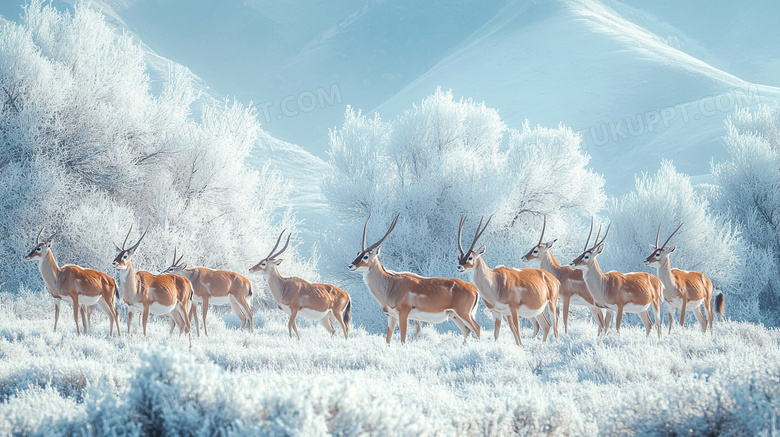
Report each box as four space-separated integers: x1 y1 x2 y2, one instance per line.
23 214 725 348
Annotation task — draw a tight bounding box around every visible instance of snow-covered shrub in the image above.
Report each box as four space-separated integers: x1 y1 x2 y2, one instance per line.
0 1 309 293
604 161 740 302
322 88 604 331
710 104 780 325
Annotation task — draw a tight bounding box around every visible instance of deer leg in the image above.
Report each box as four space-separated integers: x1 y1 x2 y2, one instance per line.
413 320 422 340
189 301 200 337
236 295 254 333
679 299 688 327
493 313 502 341
72 295 81 336
508 307 522 346
562 296 571 334
398 310 410 345
54 300 60 332
705 296 714 336
453 307 479 341
693 306 707 334
603 310 613 334
96 298 114 337
589 306 604 336
142 306 150 337
654 299 662 338
535 313 551 342
127 311 134 335
548 300 559 341
288 307 300 339
80 305 89 335
668 306 674 335
639 310 652 336
615 305 624 334
386 313 397 344
320 314 336 336
449 315 470 343
201 297 209 337
333 304 349 340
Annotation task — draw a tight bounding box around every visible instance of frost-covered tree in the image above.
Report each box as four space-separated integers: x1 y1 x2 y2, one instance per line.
710 105 780 324
0 1 311 295
603 161 742 318
322 88 604 329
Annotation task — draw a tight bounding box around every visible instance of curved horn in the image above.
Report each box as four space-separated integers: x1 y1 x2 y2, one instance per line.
267 229 286 260
271 232 291 259
662 222 683 248
583 217 594 251
46 231 57 243
366 213 400 251
655 223 661 249
457 215 467 256
592 223 610 250
362 214 371 251
122 225 133 250
172 247 178 267
467 214 493 254
36 227 45 243
129 229 147 253
538 214 547 246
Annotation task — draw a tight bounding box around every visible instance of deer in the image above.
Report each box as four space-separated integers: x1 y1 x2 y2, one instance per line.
164 249 254 336
569 219 663 338
348 214 481 344
250 230 351 339
521 215 607 335
112 227 192 348
24 227 121 337
457 215 559 346
644 223 724 335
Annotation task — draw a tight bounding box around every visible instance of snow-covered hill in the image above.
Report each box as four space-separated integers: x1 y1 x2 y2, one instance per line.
3 0 778 195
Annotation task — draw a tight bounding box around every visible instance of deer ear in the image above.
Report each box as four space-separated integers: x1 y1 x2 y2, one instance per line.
274 259 283 266
546 239 557 249
649 243 656 249
477 245 486 256
669 245 677 253
375 246 381 256
596 243 605 254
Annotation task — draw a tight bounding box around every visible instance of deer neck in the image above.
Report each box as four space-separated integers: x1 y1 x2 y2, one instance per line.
471 257 497 303
540 250 567 279
581 258 609 304
38 249 62 297
655 257 677 295
119 262 140 303
266 266 288 302
363 257 394 304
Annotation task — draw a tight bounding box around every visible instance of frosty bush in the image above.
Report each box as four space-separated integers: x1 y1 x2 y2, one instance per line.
604 161 741 316
322 88 604 330
710 104 780 325
0 1 310 293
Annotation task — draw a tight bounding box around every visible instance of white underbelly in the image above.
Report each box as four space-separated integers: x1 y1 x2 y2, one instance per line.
297 307 330 320
59 295 101 306
488 301 511 316
517 303 547 318
209 296 231 306
569 294 591 307
149 302 176 315
621 303 651 313
408 309 450 324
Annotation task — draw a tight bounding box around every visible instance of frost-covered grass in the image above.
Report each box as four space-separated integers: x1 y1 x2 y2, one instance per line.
0 290 778 436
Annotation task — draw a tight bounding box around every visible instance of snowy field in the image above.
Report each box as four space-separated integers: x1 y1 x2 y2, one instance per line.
1 289 778 436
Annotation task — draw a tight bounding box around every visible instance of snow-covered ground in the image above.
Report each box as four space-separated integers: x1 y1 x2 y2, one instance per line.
1 289 778 436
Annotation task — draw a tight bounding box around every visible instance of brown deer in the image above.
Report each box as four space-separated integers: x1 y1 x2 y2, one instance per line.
644 222 724 334
250 230 351 339
164 249 254 336
457 215 559 346
349 214 481 344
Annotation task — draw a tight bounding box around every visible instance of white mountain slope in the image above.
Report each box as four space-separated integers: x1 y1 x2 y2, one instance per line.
2 0 779 196
373 0 780 192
